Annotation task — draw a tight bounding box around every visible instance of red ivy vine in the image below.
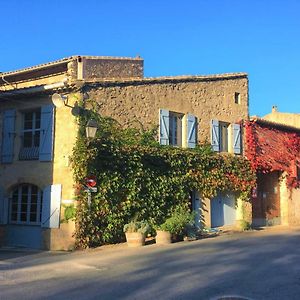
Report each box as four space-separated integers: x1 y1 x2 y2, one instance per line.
244 120 300 188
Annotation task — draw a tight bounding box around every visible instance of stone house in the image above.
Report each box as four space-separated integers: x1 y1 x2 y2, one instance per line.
245 107 300 226
0 55 249 250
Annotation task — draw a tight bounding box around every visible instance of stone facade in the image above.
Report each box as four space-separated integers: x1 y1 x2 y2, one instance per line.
85 74 248 149
0 55 251 250
85 74 249 228
0 92 79 250
263 106 300 129
261 108 300 226
83 57 143 79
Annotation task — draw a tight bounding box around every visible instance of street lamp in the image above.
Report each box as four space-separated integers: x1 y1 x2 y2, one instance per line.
86 119 98 139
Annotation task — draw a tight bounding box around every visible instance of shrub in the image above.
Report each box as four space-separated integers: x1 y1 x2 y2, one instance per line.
123 220 150 235
239 220 251 231
158 206 195 237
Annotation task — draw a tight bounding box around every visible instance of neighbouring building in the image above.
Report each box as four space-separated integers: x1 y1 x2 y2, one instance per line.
0 55 250 250
263 105 300 129
245 108 300 226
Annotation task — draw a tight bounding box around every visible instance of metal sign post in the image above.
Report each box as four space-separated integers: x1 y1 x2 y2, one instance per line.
84 176 98 209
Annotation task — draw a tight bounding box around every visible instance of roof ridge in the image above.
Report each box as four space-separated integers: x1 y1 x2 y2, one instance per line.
250 116 300 131
0 55 143 76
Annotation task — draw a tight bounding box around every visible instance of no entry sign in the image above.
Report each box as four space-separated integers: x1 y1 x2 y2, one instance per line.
85 176 97 187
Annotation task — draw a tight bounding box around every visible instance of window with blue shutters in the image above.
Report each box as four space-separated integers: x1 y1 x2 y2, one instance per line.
160 109 197 148
211 120 242 154
169 111 183 146
1 109 16 164
159 109 170 145
211 119 220 152
19 108 41 160
232 123 242 154
9 184 43 225
39 105 54 162
41 184 61 228
219 121 230 152
187 114 197 148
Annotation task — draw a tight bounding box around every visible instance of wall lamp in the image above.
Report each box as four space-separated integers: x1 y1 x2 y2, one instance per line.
51 93 98 139
85 119 98 139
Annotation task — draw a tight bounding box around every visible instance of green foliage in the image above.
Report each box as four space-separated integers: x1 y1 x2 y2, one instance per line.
123 220 150 235
61 204 76 223
158 205 196 236
239 220 251 231
71 108 256 248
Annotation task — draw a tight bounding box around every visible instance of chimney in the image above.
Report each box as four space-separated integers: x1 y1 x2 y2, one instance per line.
272 105 278 113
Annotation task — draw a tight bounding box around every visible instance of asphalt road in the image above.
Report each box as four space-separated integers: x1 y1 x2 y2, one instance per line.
1 226 300 300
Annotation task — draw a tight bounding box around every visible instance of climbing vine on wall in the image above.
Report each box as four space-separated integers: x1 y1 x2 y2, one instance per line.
244 120 300 188
72 111 256 248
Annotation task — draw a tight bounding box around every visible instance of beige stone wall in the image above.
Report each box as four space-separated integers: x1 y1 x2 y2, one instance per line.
0 92 78 250
85 76 248 147
288 188 300 225
0 96 53 192
84 57 143 79
52 93 79 201
263 110 300 129
278 174 300 226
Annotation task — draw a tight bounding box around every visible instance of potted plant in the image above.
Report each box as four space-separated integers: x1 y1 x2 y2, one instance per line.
123 220 150 247
156 206 196 244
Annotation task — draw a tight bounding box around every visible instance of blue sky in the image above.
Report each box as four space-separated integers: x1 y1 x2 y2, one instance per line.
1 0 299 116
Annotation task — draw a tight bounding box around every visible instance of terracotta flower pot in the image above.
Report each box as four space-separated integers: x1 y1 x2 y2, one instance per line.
155 230 172 245
125 232 145 247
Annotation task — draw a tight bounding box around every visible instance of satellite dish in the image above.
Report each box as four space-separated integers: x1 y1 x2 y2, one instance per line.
51 93 67 108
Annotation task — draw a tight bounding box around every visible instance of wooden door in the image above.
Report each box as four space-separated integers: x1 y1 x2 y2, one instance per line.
253 172 281 225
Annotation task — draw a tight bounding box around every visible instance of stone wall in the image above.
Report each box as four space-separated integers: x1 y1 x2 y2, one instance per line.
0 92 78 250
84 57 143 79
263 107 300 129
85 75 248 147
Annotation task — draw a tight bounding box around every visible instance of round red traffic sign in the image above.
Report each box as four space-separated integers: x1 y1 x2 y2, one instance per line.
85 176 97 187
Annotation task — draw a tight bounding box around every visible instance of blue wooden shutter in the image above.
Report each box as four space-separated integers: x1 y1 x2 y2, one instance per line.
41 184 62 228
0 189 8 225
233 123 241 154
159 109 169 145
187 114 197 148
39 105 54 161
211 119 220 152
1 109 16 163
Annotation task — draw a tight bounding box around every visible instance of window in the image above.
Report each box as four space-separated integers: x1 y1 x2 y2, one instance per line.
219 121 229 152
234 92 241 104
211 120 241 154
2 105 54 164
10 184 43 225
19 109 41 160
169 112 183 146
159 109 197 148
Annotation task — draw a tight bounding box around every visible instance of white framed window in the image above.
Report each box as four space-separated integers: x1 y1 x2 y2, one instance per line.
159 109 197 148
219 121 230 152
169 112 183 146
211 120 241 154
19 109 41 160
2 105 54 163
10 184 43 225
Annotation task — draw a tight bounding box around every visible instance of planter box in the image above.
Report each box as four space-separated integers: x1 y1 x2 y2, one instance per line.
155 230 172 245
125 232 145 247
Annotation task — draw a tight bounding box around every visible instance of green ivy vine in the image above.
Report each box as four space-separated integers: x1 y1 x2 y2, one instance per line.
72 109 256 248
